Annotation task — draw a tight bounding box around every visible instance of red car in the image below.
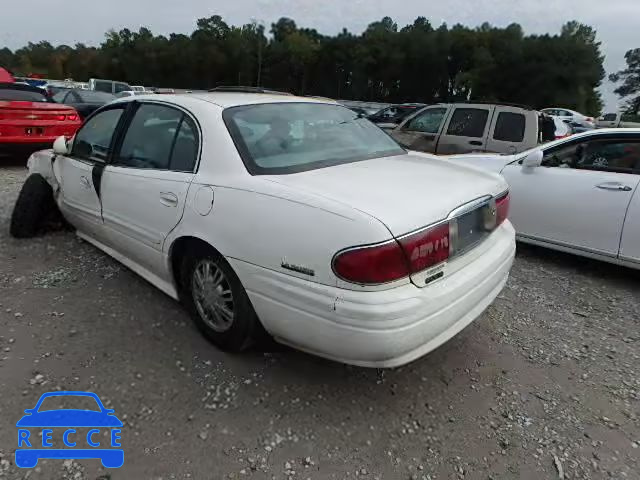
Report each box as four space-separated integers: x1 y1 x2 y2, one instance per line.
0 82 82 159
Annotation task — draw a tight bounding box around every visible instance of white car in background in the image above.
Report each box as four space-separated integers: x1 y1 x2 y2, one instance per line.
11 92 515 368
541 107 595 129
449 128 640 269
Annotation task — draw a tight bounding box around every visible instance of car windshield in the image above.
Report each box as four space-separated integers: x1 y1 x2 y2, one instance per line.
0 87 48 102
224 103 406 174
77 90 115 103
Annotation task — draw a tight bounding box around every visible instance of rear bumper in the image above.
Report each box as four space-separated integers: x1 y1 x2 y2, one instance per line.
230 222 516 368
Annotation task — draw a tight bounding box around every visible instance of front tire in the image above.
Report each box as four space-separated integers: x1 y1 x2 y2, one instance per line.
10 174 54 238
181 248 262 352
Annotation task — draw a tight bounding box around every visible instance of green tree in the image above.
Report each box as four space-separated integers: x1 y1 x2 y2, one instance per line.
610 48 640 113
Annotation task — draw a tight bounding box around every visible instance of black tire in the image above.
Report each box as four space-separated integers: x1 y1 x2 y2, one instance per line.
10 174 54 238
181 246 263 352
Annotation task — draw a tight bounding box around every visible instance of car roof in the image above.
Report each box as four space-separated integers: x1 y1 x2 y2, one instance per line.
113 92 338 109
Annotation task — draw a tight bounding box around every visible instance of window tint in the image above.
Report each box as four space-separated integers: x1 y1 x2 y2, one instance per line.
578 141 640 173
542 139 640 174
168 117 198 172
446 108 489 137
93 81 112 93
71 108 124 162
114 83 130 94
369 106 420 123
602 113 617 121
225 103 406 175
116 103 187 170
621 113 640 123
0 87 48 102
405 108 447 133
493 112 526 142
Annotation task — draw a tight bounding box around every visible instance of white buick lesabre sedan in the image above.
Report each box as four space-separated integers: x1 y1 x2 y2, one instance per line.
12 92 515 367
448 128 640 270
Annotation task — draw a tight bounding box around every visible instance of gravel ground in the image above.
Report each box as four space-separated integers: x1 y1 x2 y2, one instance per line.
0 166 638 480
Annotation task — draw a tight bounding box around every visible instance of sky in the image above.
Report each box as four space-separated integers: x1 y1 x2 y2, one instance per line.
2 0 638 111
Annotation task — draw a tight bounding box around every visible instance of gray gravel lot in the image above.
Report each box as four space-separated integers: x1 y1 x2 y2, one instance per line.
0 166 639 480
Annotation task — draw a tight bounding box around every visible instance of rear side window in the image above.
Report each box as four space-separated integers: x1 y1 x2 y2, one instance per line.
115 103 198 172
446 108 489 138
493 112 526 142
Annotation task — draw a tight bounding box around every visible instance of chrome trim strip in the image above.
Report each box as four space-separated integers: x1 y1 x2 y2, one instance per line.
516 233 617 259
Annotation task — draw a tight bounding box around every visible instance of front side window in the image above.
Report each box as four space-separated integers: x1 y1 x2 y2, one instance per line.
115 103 198 171
93 81 112 93
71 108 125 162
493 112 526 142
542 138 640 174
602 113 617 121
224 103 406 175
446 108 489 138
404 108 447 134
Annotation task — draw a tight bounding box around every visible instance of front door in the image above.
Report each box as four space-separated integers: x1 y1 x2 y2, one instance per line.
503 135 640 256
55 106 127 238
390 106 449 153
436 105 493 154
99 102 199 276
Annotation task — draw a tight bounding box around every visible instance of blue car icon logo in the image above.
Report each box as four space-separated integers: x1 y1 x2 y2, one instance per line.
16 391 123 468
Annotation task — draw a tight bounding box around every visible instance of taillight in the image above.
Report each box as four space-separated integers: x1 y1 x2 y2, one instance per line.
496 192 510 226
334 193 508 285
398 223 450 273
333 241 409 284
67 114 79 121
586 117 594 123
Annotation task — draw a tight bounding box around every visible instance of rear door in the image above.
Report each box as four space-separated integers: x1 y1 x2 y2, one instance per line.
485 107 537 154
617 143 640 264
390 106 449 153
435 104 493 154
99 101 199 275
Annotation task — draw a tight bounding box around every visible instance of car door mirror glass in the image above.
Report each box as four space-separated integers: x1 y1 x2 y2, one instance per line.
522 150 543 168
52 135 69 155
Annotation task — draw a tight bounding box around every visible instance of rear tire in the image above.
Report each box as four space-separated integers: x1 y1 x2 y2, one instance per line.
10 174 54 238
181 246 262 352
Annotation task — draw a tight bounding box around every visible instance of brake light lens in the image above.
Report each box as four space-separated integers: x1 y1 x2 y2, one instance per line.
586 117 594 123
398 223 450 274
333 241 409 284
67 114 79 121
55 114 66 121
496 192 510 226
333 193 508 285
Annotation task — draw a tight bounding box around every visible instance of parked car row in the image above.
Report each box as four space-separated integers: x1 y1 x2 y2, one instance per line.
450 128 640 269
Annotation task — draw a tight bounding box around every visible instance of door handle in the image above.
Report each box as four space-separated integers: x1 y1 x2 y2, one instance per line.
596 183 633 192
469 140 483 146
79 176 91 189
159 192 179 207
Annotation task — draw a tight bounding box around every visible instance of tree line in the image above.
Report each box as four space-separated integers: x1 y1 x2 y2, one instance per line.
0 15 633 115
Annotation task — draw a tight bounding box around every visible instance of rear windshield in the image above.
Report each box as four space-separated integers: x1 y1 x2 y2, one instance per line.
0 87 49 102
224 103 406 175
369 105 421 123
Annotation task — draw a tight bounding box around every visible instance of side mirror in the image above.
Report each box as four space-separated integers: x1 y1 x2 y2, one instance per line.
52 136 69 155
522 150 543 168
